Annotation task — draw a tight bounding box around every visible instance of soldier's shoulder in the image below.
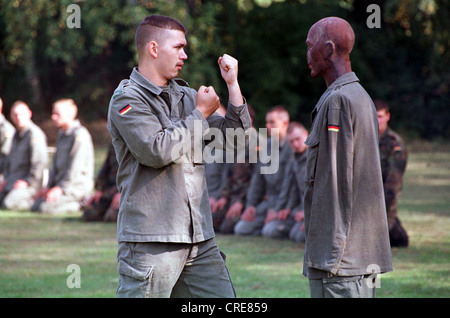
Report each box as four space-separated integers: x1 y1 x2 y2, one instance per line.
386 128 406 151
110 79 137 103
29 121 47 141
74 124 93 145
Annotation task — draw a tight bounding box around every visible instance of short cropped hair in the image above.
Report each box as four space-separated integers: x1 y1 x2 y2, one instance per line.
11 100 30 111
53 98 78 118
287 121 307 134
135 15 187 58
374 99 389 112
268 105 290 122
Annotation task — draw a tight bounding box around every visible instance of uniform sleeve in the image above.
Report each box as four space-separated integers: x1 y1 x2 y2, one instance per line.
59 128 94 195
286 180 301 211
0 122 15 175
383 136 407 226
245 161 267 208
207 99 251 133
205 99 252 156
109 93 210 169
273 159 295 211
94 144 115 191
325 93 354 229
25 129 49 188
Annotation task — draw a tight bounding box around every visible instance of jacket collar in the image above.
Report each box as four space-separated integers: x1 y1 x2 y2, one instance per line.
311 72 359 123
327 71 359 91
17 121 34 137
62 119 81 136
130 67 185 96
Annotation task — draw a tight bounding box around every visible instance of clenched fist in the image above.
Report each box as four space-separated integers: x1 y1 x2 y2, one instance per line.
217 54 243 106
196 85 220 119
218 54 239 85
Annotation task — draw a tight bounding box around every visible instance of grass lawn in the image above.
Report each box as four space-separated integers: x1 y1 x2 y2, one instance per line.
0 147 448 298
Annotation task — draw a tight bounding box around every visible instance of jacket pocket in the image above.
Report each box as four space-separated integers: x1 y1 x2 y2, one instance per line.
304 133 320 186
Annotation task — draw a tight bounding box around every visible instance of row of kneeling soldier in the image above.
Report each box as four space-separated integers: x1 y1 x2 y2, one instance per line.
0 97 102 217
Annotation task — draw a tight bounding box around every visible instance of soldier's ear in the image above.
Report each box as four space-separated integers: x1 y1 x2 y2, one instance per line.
324 40 335 59
148 41 158 58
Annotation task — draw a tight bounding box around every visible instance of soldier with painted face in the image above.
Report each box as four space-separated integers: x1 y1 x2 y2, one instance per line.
303 17 392 298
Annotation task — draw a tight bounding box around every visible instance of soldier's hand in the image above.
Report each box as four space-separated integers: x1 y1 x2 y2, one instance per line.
196 86 220 119
241 206 256 222
110 192 120 210
218 54 239 86
46 186 63 202
210 197 218 213
264 210 278 224
13 179 29 189
34 187 49 200
218 54 244 106
226 202 243 219
278 208 291 220
294 210 304 222
216 197 227 210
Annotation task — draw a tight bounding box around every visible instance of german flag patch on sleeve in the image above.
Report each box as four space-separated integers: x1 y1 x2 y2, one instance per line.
119 104 132 115
328 125 339 132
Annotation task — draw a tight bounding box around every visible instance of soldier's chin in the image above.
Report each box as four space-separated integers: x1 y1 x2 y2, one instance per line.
310 69 319 77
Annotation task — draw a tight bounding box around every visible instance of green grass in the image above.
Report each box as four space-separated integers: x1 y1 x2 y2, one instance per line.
0 148 448 298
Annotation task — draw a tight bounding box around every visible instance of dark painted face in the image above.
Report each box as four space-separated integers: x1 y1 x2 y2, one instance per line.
305 26 329 78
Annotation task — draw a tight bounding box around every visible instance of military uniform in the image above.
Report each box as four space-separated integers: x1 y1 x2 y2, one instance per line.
234 136 293 236
82 143 119 222
303 72 392 297
32 120 94 214
0 120 48 210
379 127 408 247
261 151 307 242
212 159 255 234
108 67 251 297
0 114 15 180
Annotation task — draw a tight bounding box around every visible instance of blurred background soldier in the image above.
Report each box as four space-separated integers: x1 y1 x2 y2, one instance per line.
82 143 119 222
211 105 256 234
375 99 409 247
32 99 94 214
0 97 15 182
234 105 293 236
0 101 48 210
262 122 308 243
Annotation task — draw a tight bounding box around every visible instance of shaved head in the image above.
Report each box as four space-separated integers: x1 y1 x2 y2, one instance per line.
306 17 355 86
308 17 355 57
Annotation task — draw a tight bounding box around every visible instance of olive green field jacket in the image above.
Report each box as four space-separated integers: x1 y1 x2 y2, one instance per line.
107 68 251 243
303 72 393 277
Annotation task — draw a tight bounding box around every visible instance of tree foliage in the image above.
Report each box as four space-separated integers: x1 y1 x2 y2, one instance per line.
0 0 448 138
